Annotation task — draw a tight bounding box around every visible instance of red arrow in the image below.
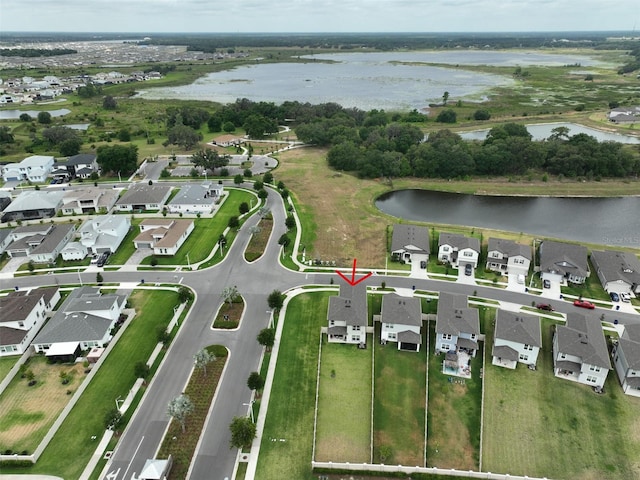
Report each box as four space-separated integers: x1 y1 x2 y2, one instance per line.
336 258 373 286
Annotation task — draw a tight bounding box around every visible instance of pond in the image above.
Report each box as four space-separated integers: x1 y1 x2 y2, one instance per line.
0 109 71 120
375 189 640 248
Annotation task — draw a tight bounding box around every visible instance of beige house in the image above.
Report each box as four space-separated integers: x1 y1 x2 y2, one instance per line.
134 219 195 256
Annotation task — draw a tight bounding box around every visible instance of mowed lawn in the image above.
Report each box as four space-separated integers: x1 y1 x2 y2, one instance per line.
483 318 640 480
255 292 331 480
0 354 20 382
315 339 372 463
373 324 427 467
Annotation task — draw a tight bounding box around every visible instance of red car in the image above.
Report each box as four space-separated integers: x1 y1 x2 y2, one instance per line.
536 303 554 311
573 300 595 309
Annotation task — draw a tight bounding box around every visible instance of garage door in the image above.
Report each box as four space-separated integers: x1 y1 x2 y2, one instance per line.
400 342 418 351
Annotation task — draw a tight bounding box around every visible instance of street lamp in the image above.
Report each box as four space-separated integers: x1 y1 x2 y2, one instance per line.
78 268 83 286
115 396 124 411
117 171 122 183
186 252 191 270
266 310 273 328
243 401 255 423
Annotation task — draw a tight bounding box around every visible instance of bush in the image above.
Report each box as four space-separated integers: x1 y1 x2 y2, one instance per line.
436 109 457 123
473 109 491 120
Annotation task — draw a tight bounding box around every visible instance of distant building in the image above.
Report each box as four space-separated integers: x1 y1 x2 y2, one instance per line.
390 224 430 265
115 184 171 212
1 155 54 182
5 223 75 263
167 182 223 214
1 190 64 223
134 219 194 256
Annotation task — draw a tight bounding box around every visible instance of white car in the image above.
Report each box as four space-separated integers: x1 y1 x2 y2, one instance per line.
619 292 631 303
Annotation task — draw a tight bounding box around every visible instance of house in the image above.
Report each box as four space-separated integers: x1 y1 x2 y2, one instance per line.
0 191 11 212
553 313 611 389
486 238 531 275
134 219 195 256
0 287 60 356
167 182 224 215
60 153 99 179
1 155 54 182
327 283 368 345
390 224 430 265
608 106 640 123
379 293 423 352
437 232 480 269
1 190 64 223
435 292 480 356
79 215 131 255
590 250 640 295
5 223 75 263
61 187 118 215
492 309 542 369
60 241 89 261
0 228 14 255
611 324 640 397
211 134 244 147
32 286 128 357
539 240 589 285
115 184 172 212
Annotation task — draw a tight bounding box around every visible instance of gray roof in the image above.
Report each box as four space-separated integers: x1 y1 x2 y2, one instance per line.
555 313 611 369
591 250 640 288
436 292 480 336
487 238 531 261
494 310 541 347
169 183 217 206
29 224 74 257
397 330 422 344
0 228 13 247
0 291 44 322
2 190 64 213
7 224 74 257
0 326 28 347
618 324 640 370
391 224 430 255
492 344 519 361
327 283 367 327
116 184 171 206
438 232 480 253
66 153 97 166
381 294 422 327
540 241 589 278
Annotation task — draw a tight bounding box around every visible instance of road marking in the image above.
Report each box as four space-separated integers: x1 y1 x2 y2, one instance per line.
122 436 144 480
105 468 120 480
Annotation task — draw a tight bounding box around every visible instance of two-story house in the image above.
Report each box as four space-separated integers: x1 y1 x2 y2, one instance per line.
61 187 118 215
327 283 368 346
435 292 480 356
379 293 423 352
591 250 640 296
492 309 542 369
390 224 430 265
2 155 54 182
133 219 195 256
438 232 480 270
486 238 531 275
540 240 589 285
553 313 611 389
6 223 76 263
612 324 640 397
79 215 131 255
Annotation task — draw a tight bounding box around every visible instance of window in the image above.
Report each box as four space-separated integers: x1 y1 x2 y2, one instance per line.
353 325 361 331
18 321 24 327
387 324 394 329
351 336 360 342
442 333 452 340
388 333 396 340
589 365 601 372
519 354 528 361
560 353 566 359
470 334 476 340
463 251 473 257
441 344 450 350
514 258 525 264
330 320 335 326
586 376 597 383
524 344 533 351
442 246 449 252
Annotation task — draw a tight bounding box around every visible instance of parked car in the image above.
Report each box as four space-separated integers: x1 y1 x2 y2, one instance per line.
420 260 427 269
573 299 595 309
619 292 631 303
536 303 554 311
90 255 99 265
543 279 551 289
464 264 472 276
97 252 110 267
609 292 620 302
517 274 525 284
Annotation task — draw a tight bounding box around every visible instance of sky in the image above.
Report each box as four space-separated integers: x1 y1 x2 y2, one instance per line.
1 0 639 34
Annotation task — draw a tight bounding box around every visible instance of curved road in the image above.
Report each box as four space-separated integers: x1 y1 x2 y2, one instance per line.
1 186 638 480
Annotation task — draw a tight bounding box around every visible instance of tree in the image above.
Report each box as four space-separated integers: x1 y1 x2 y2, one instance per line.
239 202 250 214
473 109 491 121
167 394 194 433
243 168 253 178
258 207 270 218
285 215 296 230
178 286 192 303
191 148 230 173
28 260 35 273
37 111 52 124
104 408 123 431
150 256 158 267
96 272 103 284
228 216 240 229
263 172 273 184
233 174 244 185
0 126 15 144
194 348 216 376
257 189 268 200
229 416 256 449
167 125 201 150
222 121 236 133
247 371 265 396
221 285 239 306
19 113 32 122
436 109 457 123
59 138 82 156
43 126 81 146
442 91 450 106
253 180 263 191
257 328 275 351
97 144 138 175
103 95 118 110
278 234 290 248
267 290 285 310
134 361 150 379
117 128 131 142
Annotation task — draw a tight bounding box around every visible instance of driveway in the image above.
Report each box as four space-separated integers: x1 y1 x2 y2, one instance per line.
457 264 477 285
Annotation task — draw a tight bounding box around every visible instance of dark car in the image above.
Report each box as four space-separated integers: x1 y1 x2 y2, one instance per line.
574 299 595 310
420 260 427 269
610 292 620 302
543 279 551 289
464 264 472 276
96 252 110 267
536 303 554 311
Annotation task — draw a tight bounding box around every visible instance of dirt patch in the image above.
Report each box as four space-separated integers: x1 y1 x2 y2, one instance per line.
213 298 244 329
315 433 369 463
0 358 86 452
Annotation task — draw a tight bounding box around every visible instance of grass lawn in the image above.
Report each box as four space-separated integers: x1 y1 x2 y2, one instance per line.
315 339 372 463
373 324 427 466
426 320 483 470
255 292 331 480
483 317 640 480
0 289 179 479
244 216 273 262
0 356 86 453
105 219 142 265
0 355 20 383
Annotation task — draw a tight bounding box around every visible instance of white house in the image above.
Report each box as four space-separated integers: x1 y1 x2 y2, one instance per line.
390 224 430 265
0 190 64 223
486 238 531 275
492 309 541 369
167 182 223 214
435 292 480 356
612 324 640 397
133 219 194 256
327 283 368 345
591 250 640 296
2 155 54 182
438 232 480 269
60 241 89 261
6 223 75 263
379 293 423 352
79 215 131 255
61 187 118 215
115 184 171 212
553 313 611 389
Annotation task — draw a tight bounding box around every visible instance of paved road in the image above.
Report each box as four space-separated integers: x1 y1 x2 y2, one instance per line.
1 186 638 480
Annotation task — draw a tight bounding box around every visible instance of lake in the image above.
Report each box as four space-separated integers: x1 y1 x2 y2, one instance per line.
0 109 71 120
375 189 640 248
136 50 607 111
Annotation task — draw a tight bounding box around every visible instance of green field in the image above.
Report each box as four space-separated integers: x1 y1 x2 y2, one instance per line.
0 355 20 383
373 324 427 466
315 339 372 463
483 318 640 480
